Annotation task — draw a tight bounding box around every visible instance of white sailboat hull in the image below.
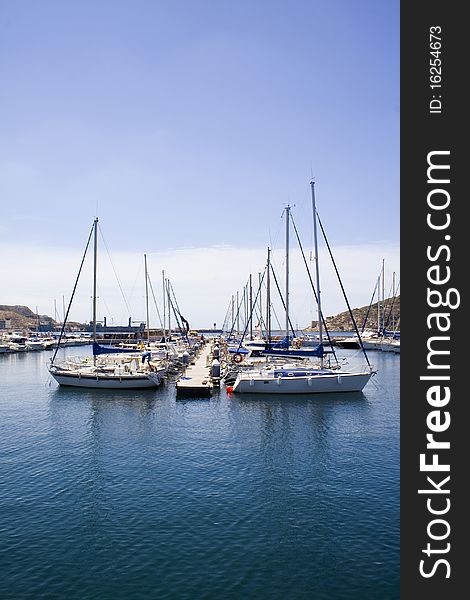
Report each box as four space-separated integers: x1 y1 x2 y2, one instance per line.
232 371 373 394
50 371 161 389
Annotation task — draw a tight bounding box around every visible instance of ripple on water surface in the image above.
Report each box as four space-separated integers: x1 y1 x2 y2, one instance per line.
0 348 399 600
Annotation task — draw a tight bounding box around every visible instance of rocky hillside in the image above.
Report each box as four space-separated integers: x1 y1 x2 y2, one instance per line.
0 305 57 330
306 296 400 332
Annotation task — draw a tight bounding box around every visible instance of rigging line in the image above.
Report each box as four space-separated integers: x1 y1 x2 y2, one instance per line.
361 273 380 333
253 282 267 333
226 268 265 340
252 304 266 333
167 280 190 342
290 215 338 364
316 212 373 371
270 299 282 332
268 211 285 260
256 275 274 333
222 301 231 332
147 273 164 330
97 223 131 316
232 268 267 359
168 280 183 318
95 284 122 345
269 263 296 337
226 277 251 340
383 280 401 332
226 278 245 337
382 278 395 323
167 294 183 334
51 221 95 365
222 301 232 333
126 261 143 308
96 284 115 325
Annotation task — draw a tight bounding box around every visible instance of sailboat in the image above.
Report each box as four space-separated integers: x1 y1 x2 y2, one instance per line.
49 218 164 389
232 181 375 394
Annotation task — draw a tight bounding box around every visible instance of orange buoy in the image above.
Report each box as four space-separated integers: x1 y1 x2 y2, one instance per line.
226 385 233 393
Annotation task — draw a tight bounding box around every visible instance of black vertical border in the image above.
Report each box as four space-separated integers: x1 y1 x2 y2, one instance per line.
401 2 466 597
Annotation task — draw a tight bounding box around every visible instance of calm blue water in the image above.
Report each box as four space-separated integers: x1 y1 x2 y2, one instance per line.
0 348 399 600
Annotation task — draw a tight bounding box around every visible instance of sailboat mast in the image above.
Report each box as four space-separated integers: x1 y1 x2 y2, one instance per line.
162 270 166 341
258 273 263 337
92 217 98 344
167 279 171 338
258 272 262 338
144 254 150 342
381 258 385 331
266 248 271 344
231 295 235 333
236 291 240 335
249 274 253 340
285 205 290 342
310 181 323 353
377 270 381 332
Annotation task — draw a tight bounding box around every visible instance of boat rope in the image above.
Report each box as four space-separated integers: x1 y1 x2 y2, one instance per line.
51 221 95 366
269 296 283 333
316 213 373 371
252 304 267 335
383 280 400 333
290 215 338 365
221 301 233 334
269 263 296 338
168 280 181 315
226 274 253 340
232 269 267 360
167 293 184 339
167 281 190 342
96 284 114 324
361 273 380 333
147 273 164 331
98 224 132 316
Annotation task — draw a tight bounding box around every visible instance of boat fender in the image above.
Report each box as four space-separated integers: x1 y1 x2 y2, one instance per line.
337 374 342 384
233 353 243 364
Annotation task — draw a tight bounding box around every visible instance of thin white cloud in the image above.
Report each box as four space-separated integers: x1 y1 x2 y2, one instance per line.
0 242 399 328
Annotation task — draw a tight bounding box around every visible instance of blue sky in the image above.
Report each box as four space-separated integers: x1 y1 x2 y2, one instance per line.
0 0 399 326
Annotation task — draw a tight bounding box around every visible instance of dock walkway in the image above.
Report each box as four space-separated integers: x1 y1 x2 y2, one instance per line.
175 343 213 396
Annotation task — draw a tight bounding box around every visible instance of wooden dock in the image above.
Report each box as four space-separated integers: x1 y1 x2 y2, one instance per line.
175 343 214 397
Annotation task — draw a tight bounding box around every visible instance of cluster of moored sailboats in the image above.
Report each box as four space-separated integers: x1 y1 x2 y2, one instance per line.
0 333 89 354
216 181 379 395
41 180 398 395
49 339 198 389
334 261 400 354
47 218 206 389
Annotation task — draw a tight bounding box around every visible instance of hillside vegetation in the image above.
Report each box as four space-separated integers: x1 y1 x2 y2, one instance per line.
306 296 400 332
0 305 57 329
2 297 400 332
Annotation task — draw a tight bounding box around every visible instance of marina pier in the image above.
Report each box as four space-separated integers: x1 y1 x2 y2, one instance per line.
175 342 215 397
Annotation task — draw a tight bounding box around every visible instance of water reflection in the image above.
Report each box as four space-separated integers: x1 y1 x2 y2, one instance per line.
3 348 399 600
